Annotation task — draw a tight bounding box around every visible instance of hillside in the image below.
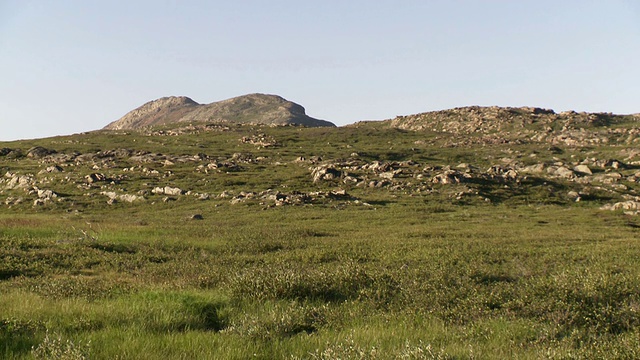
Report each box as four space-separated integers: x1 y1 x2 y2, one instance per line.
104 93 336 130
1 104 640 358
388 105 640 147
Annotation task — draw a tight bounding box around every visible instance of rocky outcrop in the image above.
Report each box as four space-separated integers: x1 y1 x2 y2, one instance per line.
4 172 35 190
101 191 145 204
388 106 640 147
152 186 185 196
104 96 198 130
601 200 640 215
311 165 342 183
104 94 335 130
27 146 57 159
226 188 358 208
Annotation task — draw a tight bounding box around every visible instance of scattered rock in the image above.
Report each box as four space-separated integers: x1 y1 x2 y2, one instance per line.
379 170 402 180
37 189 57 199
85 173 108 184
101 191 144 203
38 165 63 175
573 165 592 175
164 186 184 196
4 197 23 206
604 159 624 169
521 163 545 174
432 170 467 184
486 165 518 181
389 106 638 150
33 198 48 206
554 167 575 178
311 165 342 183
240 133 278 147
230 191 256 205
27 146 56 159
5 173 34 190
152 186 185 196
567 191 581 201
120 194 143 203
601 201 640 212
225 188 356 208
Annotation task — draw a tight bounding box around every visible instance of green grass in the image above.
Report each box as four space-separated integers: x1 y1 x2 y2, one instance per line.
1 123 640 358
1 204 639 359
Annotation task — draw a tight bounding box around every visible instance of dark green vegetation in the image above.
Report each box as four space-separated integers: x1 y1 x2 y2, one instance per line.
1 112 640 359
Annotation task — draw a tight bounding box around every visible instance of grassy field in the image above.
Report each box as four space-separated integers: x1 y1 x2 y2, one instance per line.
1 122 639 359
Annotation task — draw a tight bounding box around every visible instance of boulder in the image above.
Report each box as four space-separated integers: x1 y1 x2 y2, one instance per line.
605 159 623 169
432 170 465 184
33 198 48 206
6 149 24 159
4 197 23 206
311 165 342 183
101 191 144 203
85 173 107 183
120 194 143 203
573 165 592 175
521 163 545 174
152 186 185 196
38 165 63 174
163 186 184 196
567 191 581 201
27 146 56 159
5 174 34 190
379 170 401 180
37 189 57 199
601 201 640 211
554 167 575 178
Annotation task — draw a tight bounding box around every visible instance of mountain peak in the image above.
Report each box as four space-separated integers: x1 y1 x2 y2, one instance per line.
104 94 334 130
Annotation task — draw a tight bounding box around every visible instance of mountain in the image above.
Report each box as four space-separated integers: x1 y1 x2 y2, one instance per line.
104 93 335 130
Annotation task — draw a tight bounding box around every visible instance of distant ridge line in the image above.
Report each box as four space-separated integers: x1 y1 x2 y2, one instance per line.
104 93 336 130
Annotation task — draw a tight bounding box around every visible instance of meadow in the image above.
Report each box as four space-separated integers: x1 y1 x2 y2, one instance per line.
1 122 639 359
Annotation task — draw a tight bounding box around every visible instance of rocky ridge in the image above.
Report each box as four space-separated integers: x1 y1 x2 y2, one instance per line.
105 93 335 130
389 106 640 147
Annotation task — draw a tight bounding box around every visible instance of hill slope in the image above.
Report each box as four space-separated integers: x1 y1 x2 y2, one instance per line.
2 103 640 358
387 105 640 147
104 93 335 130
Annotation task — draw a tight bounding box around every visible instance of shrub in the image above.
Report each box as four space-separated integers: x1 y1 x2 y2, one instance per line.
31 332 90 360
292 336 449 360
224 302 329 340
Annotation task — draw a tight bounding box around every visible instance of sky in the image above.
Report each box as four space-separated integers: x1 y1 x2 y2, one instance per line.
1 0 639 141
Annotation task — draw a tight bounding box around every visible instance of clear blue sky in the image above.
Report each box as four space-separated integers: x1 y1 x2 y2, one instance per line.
1 0 639 140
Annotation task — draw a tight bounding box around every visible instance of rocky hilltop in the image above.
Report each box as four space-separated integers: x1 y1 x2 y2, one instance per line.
389 106 640 147
104 93 335 130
